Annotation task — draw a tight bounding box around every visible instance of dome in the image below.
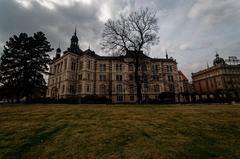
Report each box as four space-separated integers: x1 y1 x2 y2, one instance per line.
213 54 225 66
56 47 61 53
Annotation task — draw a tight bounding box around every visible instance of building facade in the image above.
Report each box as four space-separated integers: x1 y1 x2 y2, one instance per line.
178 70 193 102
192 54 240 102
47 31 185 103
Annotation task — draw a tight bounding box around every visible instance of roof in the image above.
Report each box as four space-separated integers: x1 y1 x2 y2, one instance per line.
54 49 177 63
178 70 188 81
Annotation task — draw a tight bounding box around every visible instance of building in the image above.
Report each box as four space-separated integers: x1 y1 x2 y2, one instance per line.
192 54 240 102
47 30 186 103
178 70 192 102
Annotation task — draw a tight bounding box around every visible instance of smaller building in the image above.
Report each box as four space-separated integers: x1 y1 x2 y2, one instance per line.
192 54 240 102
178 70 192 103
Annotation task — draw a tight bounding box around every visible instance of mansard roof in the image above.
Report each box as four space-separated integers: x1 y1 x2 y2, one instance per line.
58 48 177 64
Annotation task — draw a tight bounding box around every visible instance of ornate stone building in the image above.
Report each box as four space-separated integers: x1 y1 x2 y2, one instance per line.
192 54 240 102
47 31 185 103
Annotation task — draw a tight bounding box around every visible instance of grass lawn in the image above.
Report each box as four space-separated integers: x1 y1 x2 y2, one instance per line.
0 104 240 159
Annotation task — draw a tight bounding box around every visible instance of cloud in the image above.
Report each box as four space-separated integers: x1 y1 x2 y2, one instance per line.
179 42 213 51
188 0 240 30
179 43 190 51
0 0 240 80
15 0 93 10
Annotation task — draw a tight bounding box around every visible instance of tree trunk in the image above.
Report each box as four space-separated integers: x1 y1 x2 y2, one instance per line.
16 94 20 103
134 52 142 104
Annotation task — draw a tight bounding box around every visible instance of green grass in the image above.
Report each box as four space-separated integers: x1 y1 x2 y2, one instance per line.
0 104 240 159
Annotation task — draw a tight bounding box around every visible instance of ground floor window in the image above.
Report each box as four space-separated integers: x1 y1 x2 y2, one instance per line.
117 96 123 102
78 85 82 92
86 84 91 92
130 95 134 101
70 85 75 93
62 85 65 93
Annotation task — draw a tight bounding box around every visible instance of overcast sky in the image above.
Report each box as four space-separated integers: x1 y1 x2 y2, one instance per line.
0 0 240 80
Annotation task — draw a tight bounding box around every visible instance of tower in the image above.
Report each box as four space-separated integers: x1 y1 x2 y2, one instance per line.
55 44 61 59
68 27 82 54
166 49 169 59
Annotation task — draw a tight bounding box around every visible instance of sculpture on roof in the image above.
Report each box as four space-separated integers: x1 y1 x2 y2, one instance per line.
213 53 225 66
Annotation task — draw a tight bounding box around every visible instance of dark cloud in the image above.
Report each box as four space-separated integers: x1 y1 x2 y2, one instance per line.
0 0 240 80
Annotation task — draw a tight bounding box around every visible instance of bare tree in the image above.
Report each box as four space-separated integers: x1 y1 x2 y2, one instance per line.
101 8 160 103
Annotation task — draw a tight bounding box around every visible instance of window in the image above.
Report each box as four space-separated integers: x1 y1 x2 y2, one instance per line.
71 62 76 70
64 59 67 70
70 85 75 93
100 64 106 72
167 65 173 72
87 61 91 70
117 96 123 102
78 74 82 80
168 75 174 82
87 73 91 80
78 85 82 92
129 74 134 81
60 62 63 72
117 84 123 93
154 85 160 92
152 65 157 75
62 85 65 93
169 84 174 92
116 75 122 81
142 64 147 71
152 75 159 81
79 61 83 70
99 75 106 81
130 95 134 101
143 84 148 92
54 65 57 74
116 64 122 72
142 75 148 82
86 85 91 92
99 84 106 94
129 85 134 93
57 64 59 73
129 64 134 71
152 64 158 72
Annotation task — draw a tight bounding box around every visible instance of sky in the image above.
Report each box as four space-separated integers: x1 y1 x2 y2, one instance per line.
0 0 240 80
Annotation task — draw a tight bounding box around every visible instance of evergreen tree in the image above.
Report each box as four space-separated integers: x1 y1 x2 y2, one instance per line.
0 32 53 103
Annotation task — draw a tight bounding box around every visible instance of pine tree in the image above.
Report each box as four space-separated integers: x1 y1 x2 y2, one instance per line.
0 32 53 103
